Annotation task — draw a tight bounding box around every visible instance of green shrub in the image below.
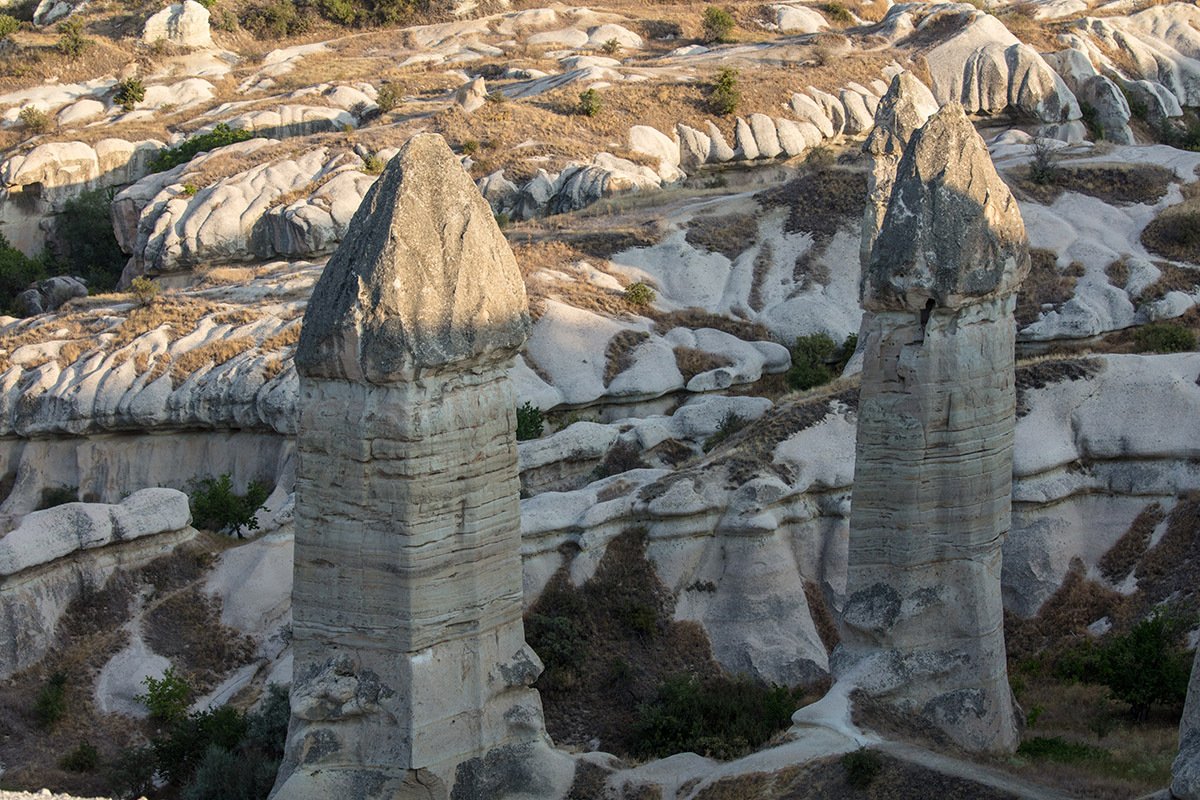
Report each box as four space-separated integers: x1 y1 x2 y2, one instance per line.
135 665 192 723
786 332 837 391
631 674 801 760
213 8 238 31
38 486 78 509
842 748 881 788
708 66 740 116
516 401 543 441
180 743 280 800
189 473 270 537
1026 703 1045 728
34 670 67 729
602 36 622 55
821 1 853 23
624 281 656 306
113 77 145 112
243 684 290 760
0 14 20 38
702 410 747 453
129 275 161 305
1017 736 1109 763
375 82 404 113
244 0 308 38
149 123 256 173
0 232 51 315
18 104 49 133
60 187 126 292
60 740 100 772
525 613 586 674
701 5 735 43
1135 323 1196 354
837 332 858 372
56 19 91 58
620 601 657 637
1079 101 1103 141
360 154 386 174
104 745 157 800
486 89 506 104
577 87 602 117
804 145 834 168
493 212 510 230
154 705 248 785
1028 139 1060 185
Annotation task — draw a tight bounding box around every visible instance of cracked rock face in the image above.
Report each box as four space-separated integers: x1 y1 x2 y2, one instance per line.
839 103 1028 753
274 134 553 800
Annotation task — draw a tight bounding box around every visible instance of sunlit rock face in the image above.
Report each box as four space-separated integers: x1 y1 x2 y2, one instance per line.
273 134 564 800
838 103 1030 754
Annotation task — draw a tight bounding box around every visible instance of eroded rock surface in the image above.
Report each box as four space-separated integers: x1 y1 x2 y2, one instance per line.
837 103 1029 753
275 134 566 800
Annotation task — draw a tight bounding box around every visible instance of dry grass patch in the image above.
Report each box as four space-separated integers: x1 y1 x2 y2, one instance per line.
1139 261 1200 302
55 340 94 369
1105 255 1130 289
261 356 288 381
169 336 256 388
144 588 256 695
211 309 264 327
107 297 219 350
1011 162 1176 206
1142 202 1200 265
1015 249 1084 327
758 166 868 246
602 329 649 386
673 346 734 383
749 241 773 312
1098 502 1164 583
651 307 774 342
685 212 759 261
261 321 302 351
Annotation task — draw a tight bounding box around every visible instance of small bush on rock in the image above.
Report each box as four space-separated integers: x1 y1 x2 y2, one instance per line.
129 275 161 306
113 76 145 112
577 87 602 117
602 36 622 55
624 281 655 306
56 19 91 58
821 1 853 23
0 14 20 39
18 104 49 133
702 410 747 453
708 67 740 116
189 473 269 537
1028 139 1060 186
786 332 836 391
360 154 386 174
701 5 735 43
375 82 404 112
149 124 256 173
1135 323 1196 354
516 401 544 440
105 745 157 800
38 485 78 509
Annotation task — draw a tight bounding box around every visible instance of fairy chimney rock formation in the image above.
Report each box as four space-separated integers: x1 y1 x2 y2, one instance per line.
859 71 939 269
839 103 1029 753
274 133 563 800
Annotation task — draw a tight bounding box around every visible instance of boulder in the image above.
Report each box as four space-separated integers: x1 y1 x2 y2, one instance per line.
734 116 759 160
15 276 87 316
774 117 807 157
1078 74 1133 144
705 120 735 162
676 123 711 168
791 92 835 139
775 4 827 33
628 124 680 175
587 23 642 49
748 113 782 158
839 89 874 135
808 87 845 136
477 169 519 212
142 0 214 48
455 76 488 113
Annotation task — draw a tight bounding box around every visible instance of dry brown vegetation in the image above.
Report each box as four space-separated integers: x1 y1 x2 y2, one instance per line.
602 329 649 386
169 336 256 387
673 345 734 383
1011 162 1177 206
685 212 759 261
1139 261 1200 303
144 588 256 695
1015 248 1084 327
1104 255 1130 289
261 321 302 351
1142 202 1200 265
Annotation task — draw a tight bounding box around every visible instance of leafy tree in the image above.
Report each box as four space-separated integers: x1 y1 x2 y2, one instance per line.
59 187 126 292
0 233 50 313
786 332 835 391
189 473 270 537
113 77 146 112
56 19 91 58
577 87 602 117
135 666 192 723
709 67 740 115
0 14 20 39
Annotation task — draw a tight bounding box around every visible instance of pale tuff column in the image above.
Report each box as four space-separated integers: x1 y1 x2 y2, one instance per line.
837 103 1029 753
272 134 562 800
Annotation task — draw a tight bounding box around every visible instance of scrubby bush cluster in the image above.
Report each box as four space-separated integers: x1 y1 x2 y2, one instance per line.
113 76 145 112
701 6 735 44
1135 323 1196 354
189 473 270 537
59 187 127 292
516 401 544 440
135 666 192 723
149 124 257 173
577 87 602 117
624 281 655 306
786 332 856 391
708 66 740 116
108 684 289 800
630 674 801 760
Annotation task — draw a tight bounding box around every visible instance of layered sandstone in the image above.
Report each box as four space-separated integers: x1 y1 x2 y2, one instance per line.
272 134 566 800
838 103 1029 753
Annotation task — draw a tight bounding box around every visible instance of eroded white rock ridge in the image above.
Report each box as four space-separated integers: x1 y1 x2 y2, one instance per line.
272 134 567 800
837 103 1029 753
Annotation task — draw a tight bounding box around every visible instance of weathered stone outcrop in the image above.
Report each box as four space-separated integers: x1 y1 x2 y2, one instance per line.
859 71 938 269
142 0 214 48
1174 649 1200 799
0 488 192 677
838 103 1029 753
274 133 567 800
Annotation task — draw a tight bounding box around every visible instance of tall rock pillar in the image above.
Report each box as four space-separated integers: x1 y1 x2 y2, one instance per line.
272 134 565 800
838 103 1029 753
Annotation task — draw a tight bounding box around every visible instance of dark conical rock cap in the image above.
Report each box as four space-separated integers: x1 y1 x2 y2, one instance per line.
295 133 530 382
863 71 939 157
863 102 1030 312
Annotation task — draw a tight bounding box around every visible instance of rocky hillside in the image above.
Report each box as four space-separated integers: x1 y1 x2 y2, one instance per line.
1 0 1199 796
